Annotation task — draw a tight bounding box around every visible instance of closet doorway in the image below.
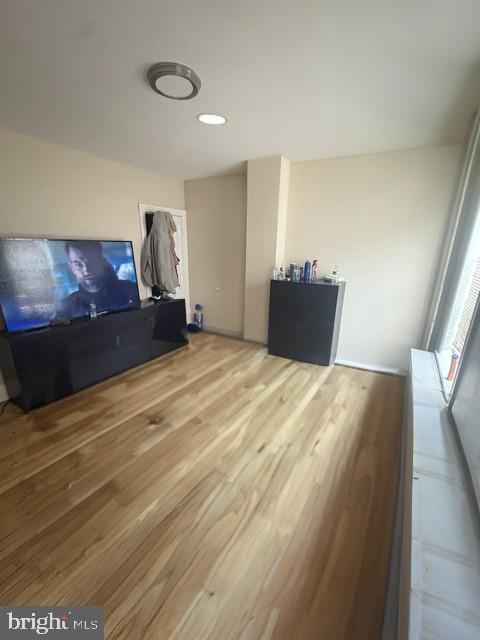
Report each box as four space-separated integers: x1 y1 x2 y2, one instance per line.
138 203 191 321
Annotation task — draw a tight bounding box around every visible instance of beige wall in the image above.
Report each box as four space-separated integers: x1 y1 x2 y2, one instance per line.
0 127 184 399
0 128 184 299
244 156 290 343
286 145 462 372
184 174 246 336
0 127 463 390
275 156 291 267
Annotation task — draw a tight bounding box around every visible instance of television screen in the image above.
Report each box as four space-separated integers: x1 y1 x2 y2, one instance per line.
0 238 140 332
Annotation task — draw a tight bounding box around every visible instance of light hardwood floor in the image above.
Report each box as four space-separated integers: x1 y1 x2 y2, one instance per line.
0 333 404 639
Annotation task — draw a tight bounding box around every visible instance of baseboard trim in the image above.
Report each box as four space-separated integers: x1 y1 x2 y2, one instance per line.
197 332 406 375
335 358 406 377
203 325 243 339
0 383 9 402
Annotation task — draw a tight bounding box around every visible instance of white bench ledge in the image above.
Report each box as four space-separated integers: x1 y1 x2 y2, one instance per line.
409 349 480 640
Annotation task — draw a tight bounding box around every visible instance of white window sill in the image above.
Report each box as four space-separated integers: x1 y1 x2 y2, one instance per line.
409 349 480 640
434 348 455 401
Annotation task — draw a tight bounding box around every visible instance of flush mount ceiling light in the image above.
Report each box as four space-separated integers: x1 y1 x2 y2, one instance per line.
197 113 227 125
147 62 201 100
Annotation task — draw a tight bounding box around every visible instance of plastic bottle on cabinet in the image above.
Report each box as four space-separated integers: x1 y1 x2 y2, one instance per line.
304 260 311 282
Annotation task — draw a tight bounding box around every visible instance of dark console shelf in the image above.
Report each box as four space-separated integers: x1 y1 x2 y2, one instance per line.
0 299 188 411
268 279 345 366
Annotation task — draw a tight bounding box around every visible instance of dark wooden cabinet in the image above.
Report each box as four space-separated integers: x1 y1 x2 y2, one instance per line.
268 279 345 366
0 299 188 411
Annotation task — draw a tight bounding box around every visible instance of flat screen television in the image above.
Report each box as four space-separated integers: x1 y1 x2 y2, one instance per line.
0 237 141 332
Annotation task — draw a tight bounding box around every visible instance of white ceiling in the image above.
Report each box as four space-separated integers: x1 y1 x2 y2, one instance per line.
1 0 480 180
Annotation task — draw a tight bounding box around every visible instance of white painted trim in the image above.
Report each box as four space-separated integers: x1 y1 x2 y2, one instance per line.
203 325 243 339
424 110 480 350
0 383 8 402
138 203 191 321
335 358 406 376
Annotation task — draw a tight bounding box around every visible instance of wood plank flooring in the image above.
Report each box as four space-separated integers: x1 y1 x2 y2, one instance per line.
0 333 404 639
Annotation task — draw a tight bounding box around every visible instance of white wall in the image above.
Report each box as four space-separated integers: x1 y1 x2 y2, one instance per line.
286 145 462 372
184 174 246 336
0 127 185 399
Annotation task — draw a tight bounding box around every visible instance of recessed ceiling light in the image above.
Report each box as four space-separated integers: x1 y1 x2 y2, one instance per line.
197 114 227 125
147 62 201 100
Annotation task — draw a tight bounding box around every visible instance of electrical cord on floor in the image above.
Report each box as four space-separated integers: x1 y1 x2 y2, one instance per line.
0 399 11 417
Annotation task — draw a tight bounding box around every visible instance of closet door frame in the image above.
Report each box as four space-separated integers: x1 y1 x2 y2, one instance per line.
138 203 191 321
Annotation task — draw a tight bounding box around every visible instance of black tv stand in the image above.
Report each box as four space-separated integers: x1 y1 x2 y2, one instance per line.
0 299 188 411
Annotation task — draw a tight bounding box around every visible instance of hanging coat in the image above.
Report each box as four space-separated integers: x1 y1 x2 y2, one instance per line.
141 211 180 294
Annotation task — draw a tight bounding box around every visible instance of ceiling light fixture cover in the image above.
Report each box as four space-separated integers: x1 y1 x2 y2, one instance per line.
197 113 227 125
147 62 201 100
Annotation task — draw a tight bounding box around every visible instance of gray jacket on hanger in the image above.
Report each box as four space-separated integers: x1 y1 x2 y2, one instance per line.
141 211 180 294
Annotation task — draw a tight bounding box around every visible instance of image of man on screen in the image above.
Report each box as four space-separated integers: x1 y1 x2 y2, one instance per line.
59 240 138 319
